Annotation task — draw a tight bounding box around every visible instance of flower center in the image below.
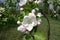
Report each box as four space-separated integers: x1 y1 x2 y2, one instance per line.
28 19 32 24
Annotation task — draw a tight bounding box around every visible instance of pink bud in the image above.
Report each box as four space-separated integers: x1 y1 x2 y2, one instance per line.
37 21 41 25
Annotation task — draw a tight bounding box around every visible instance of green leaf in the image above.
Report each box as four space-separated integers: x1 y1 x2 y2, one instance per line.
34 33 46 40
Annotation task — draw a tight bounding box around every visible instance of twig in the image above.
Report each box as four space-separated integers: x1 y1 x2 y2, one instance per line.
39 9 50 40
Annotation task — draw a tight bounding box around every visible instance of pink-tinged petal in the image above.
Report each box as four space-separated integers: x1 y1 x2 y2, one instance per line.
37 21 41 25
28 13 36 18
17 25 27 32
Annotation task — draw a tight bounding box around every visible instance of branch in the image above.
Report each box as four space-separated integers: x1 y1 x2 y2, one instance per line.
39 9 50 40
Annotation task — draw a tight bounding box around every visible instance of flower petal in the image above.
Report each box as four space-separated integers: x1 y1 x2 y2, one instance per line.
19 0 27 6
29 13 36 21
17 25 26 32
26 24 34 31
37 13 42 17
29 13 36 17
22 16 29 24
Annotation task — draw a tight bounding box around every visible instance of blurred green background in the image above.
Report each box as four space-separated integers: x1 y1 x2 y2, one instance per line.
0 0 60 40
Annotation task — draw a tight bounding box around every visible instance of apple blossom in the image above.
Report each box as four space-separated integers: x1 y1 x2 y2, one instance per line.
17 11 42 33
19 0 27 6
49 3 54 10
53 11 56 13
47 0 51 4
0 14 2 17
54 15 56 17
22 13 37 31
0 7 5 13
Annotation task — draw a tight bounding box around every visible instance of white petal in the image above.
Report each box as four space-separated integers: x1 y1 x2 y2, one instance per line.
26 24 34 31
28 13 37 26
37 19 41 25
17 25 26 32
37 13 42 17
28 13 36 21
19 0 27 6
31 9 36 13
22 16 29 24
0 14 2 17
29 13 36 17
17 25 22 31
32 21 37 26
0 7 5 12
49 4 54 10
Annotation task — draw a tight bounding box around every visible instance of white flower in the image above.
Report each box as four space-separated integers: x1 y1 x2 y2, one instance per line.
54 15 56 17
0 14 2 17
47 0 51 4
17 21 21 24
17 25 26 32
20 7 24 11
49 3 54 10
37 13 42 17
22 13 37 31
53 11 56 13
19 0 27 6
17 13 42 32
28 13 36 17
0 7 5 12
34 0 41 4
34 1 38 4
0 7 5 11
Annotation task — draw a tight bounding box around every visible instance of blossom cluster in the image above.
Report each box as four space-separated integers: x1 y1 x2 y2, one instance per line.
16 0 43 33
17 9 42 33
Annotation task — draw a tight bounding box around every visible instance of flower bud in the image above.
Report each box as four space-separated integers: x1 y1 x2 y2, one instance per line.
17 21 21 24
